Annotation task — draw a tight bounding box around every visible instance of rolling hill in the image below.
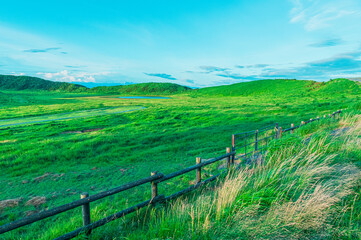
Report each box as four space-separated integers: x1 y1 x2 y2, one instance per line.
89 82 191 95
0 75 88 92
194 78 361 97
1 74 360 97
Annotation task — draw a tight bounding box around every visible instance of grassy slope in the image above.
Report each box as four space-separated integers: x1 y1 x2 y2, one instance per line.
0 75 191 95
117 114 361 239
89 82 191 95
0 75 87 92
0 78 360 239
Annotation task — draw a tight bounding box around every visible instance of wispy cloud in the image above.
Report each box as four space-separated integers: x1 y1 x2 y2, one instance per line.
24 47 61 53
261 50 361 79
309 38 344 47
186 79 195 84
290 0 360 31
216 72 259 80
247 64 269 68
144 73 177 80
199 66 229 73
235 65 245 69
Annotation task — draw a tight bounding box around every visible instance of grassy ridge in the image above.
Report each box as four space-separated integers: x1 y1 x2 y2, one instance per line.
0 75 190 95
195 78 361 97
89 82 191 95
0 75 87 92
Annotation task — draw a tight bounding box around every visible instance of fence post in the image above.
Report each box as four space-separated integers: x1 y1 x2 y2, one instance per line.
317 116 319 122
291 123 294 134
231 149 235 165
279 127 282 138
255 130 258 151
301 121 305 126
196 157 201 183
337 110 340 119
232 134 235 152
310 118 313 122
244 133 247 156
80 192 91 237
226 147 232 169
151 172 158 199
275 123 279 139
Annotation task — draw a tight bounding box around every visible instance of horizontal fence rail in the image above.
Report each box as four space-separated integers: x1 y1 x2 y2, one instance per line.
0 109 343 239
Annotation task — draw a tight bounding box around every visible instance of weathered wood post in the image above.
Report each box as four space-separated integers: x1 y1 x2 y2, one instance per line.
291 123 294 134
275 123 279 139
244 133 247 155
231 149 235 165
279 127 282 138
151 172 158 199
80 192 91 236
255 130 258 151
196 157 201 183
232 134 235 152
226 147 231 168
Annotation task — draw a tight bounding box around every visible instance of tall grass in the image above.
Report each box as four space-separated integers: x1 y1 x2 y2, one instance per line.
99 114 361 239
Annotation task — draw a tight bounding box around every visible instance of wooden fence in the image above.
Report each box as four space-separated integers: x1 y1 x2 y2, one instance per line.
0 109 343 239
232 110 343 158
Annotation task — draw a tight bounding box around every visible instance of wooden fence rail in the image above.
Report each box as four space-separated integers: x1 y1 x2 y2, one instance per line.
0 109 343 239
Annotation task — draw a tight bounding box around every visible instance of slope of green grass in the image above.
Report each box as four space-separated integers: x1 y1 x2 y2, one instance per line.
194 79 314 97
89 82 191 95
0 78 360 239
0 75 87 92
112 113 361 239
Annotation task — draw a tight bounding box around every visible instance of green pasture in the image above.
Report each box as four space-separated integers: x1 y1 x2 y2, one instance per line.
0 78 360 239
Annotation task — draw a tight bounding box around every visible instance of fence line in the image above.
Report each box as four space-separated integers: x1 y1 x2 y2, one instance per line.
0 109 343 239
232 109 343 159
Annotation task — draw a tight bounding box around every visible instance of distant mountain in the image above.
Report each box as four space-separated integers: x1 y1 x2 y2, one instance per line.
0 75 87 92
89 82 191 95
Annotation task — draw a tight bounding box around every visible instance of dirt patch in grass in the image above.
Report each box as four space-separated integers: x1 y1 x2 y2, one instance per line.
25 196 46 207
0 198 23 210
61 128 103 134
0 139 17 144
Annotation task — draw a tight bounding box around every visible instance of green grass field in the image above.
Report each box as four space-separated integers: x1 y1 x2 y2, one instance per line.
1 78 361 239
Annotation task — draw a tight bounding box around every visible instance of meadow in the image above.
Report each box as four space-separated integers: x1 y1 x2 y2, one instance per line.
0 78 360 239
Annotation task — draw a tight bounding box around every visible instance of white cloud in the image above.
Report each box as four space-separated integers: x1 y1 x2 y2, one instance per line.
36 70 110 82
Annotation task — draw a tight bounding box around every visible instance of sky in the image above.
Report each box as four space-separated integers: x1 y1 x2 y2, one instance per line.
1 0 361 87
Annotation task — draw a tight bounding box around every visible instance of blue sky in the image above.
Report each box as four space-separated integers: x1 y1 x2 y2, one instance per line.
1 0 361 87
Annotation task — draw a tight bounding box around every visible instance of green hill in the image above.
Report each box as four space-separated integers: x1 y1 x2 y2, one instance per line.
89 82 191 95
194 78 361 97
0 75 88 92
195 79 314 96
